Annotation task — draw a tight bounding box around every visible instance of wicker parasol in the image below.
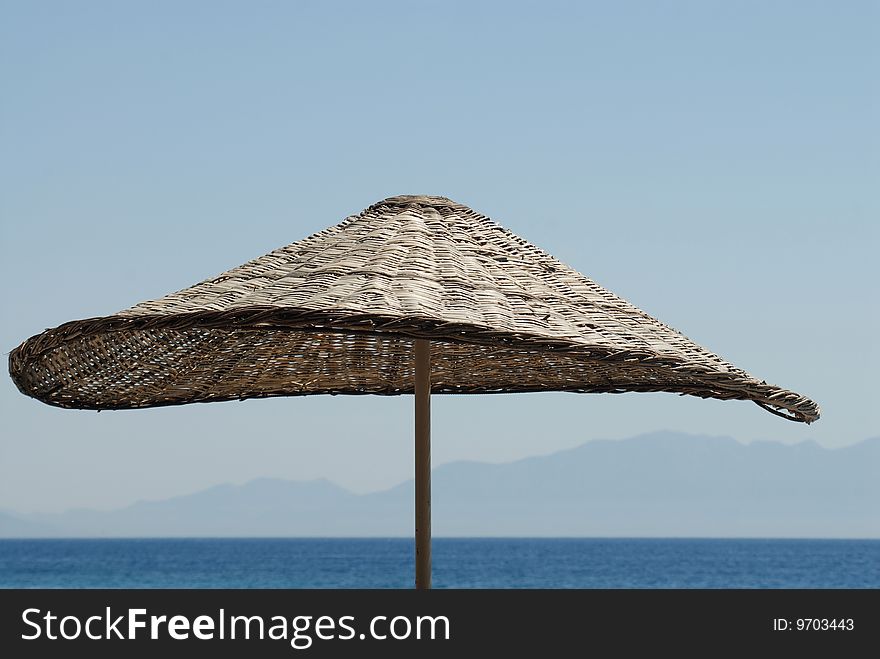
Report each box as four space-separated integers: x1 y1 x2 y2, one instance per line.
8 194 819 588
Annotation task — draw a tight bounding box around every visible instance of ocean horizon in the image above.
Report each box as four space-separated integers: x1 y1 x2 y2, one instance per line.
1 537 877 589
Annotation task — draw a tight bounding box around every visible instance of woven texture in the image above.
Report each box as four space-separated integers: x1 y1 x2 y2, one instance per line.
8 195 819 422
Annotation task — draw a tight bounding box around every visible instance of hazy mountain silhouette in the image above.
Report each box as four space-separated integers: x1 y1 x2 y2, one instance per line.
0 511 56 537
2 432 877 538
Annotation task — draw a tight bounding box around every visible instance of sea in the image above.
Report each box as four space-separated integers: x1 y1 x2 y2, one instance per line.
1 538 877 589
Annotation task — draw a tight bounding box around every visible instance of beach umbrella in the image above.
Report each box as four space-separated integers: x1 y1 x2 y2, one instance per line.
8 195 819 588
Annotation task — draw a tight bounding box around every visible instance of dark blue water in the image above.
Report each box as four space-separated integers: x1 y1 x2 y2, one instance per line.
1 538 877 588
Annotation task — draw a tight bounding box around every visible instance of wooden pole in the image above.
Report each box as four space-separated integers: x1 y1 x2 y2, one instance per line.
414 338 431 589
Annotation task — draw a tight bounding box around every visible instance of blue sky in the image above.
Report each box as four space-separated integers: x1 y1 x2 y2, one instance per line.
1 1 877 513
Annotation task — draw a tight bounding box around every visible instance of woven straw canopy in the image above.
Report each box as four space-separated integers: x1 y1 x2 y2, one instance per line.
9 195 819 423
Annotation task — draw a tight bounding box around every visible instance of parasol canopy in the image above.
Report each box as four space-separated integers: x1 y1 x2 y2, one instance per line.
10 195 819 423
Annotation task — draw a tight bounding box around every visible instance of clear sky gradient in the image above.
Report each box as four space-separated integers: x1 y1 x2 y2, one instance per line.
1 1 877 513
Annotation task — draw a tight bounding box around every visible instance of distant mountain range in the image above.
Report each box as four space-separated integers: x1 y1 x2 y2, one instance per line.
1 432 877 538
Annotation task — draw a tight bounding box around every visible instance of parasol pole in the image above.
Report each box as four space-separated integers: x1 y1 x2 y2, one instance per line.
414 338 431 589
